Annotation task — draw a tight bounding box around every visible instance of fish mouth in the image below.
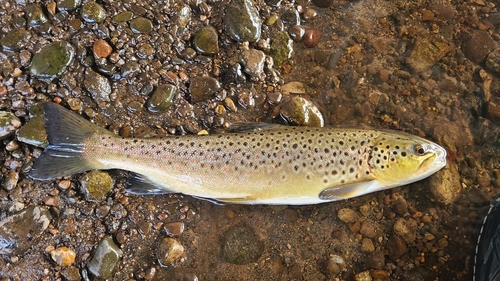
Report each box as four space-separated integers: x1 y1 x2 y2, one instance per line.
421 142 447 170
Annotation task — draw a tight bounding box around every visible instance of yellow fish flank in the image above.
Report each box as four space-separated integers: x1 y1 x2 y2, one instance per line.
30 103 447 205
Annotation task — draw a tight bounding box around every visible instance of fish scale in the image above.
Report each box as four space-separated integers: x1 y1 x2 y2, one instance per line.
30 103 447 205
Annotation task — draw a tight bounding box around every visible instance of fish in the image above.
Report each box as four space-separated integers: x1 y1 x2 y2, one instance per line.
29 102 447 205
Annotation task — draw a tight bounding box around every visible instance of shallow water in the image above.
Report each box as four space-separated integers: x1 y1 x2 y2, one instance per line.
0 0 499 280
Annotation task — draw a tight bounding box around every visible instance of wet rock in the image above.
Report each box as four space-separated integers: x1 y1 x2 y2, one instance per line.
360 220 380 239
164 221 185 237
3 171 19 191
486 48 500 73
80 170 113 201
337 208 359 223
27 5 48 26
392 197 408 215
193 25 219 55
0 206 52 255
280 96 324 127
365 250 385 269
93 39 113 59
303 28 321 48
270 31 293 67
312 0 333 8
288 25 305 42
61 265 82 281
0 28 31 51
393 218 417 244
462 30 497 64
30 41 75 79
147 84 177 112
281 9 300 25
280 81 306 95
240 49 265 79
222 225 264 264
189 76 221 103
50 246 76 266
224 0 261 42
88 236 122 279
354 270 372 281
112 11 133 22
130 17 153 34
16 115 48 148
361 238 375 253
428 161 461 205
81 2 107 23
57 0 81 11
0 111 21 139
406 36 450 72
487 96 500 121
320 255 344 276
84 69 111 102
176 6 192 27
386 235 407 261
157 237 184 266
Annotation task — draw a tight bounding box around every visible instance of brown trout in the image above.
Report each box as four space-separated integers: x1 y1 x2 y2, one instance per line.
30 103 447 205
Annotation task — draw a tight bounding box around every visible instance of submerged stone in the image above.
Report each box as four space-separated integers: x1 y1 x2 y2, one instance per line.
30 41 75 79
406 36 450 72
16 115 48 148
147 84 177 112
224 0 261 42
193 25 219 55
80 170 113 201
112 11 133 22
0 206 52 255
240 49 265 79
280 96 324 127
270 31 293 67
81 2 107 23
57 0 81 11
222 225 264 265
157 237 184 266
27 5 48 26
189 76 221 103
0 28 31 51
130 17 153 34
84 69 112 102
88 236 122 279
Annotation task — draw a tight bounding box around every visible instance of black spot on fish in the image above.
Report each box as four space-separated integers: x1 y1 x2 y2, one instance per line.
401 152 407 157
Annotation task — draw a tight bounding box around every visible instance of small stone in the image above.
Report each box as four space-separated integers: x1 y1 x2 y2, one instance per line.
147 84 177 112
81 2 107 23
5 140 19 152
393 218 417 244
112 11 133 22
240 49 266 79
303 28 321 48
0 112 21 139
0 28 31 51
461 30 496 64
428 162 461 205
280 81 306 95
354 270 372 281
392 197 408 215
80 170 113 201
421 9 435 21
67 98 82 111
224 0 262 42
189 76 221 103
60 265 82 281
30 41 75 79
88 236 122 279
287 25 305 42
267 92 282 105
303 8 318 20
0 206 52 255
84 69 112 102
406 36 450 72
51 246 76 266
27 5 48 26
386 235 407 261
3 171 19 191
193 25 219 55
222 225 264 264
224 98 237 112
312 0 333 8
361 238 375 253
280 96 324 127
281 9 300 25
93 39 113 59
486 48 500 73
130 17 153 34
215 104 226 115
16 115 48 148
365 250 385 269
370 269 390 279
337 208 359 223
164 221 185 237
57 0 81 11
270 31 293 67
157 237 184 266
360 220 379 239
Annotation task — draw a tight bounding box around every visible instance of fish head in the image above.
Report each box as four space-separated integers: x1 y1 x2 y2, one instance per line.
368 132 447 187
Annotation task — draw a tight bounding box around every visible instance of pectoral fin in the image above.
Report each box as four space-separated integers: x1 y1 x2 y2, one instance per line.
126 173 176 195
319 180 382 201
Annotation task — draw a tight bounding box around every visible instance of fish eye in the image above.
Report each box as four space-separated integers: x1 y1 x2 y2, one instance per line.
414 145 425 155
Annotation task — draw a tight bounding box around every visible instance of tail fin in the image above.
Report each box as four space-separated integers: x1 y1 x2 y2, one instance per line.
29 103 113 180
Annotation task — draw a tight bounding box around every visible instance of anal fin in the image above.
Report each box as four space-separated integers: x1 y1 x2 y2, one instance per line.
125 173 176 195
227 122 284 133
319 180 381 201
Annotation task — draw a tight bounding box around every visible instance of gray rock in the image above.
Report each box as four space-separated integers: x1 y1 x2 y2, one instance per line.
0 111 21 139
0 206 52 255
88 236 123 279
224 0 261 42
84 69 112 102
222 225 264 264
240 49 266 79
30 41 75 79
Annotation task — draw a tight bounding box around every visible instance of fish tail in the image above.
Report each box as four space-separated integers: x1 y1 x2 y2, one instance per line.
29 102 112 180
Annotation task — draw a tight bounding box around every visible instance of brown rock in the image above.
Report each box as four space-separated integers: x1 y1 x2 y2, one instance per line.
164 221 185 237
462 30 497 64
386 235 407 261
50 246 76 266
93 39 113 59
